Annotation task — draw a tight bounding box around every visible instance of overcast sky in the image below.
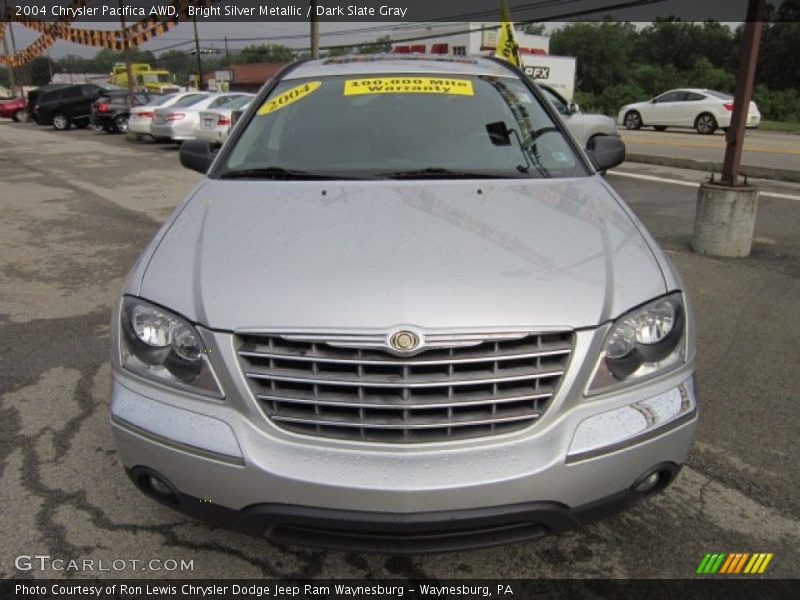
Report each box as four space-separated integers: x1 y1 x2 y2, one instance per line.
6 21 429 59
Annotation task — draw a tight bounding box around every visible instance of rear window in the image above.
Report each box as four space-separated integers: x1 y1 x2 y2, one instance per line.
145 94 177 107
221 95 253 109
705 90 733 100
171 94 209 108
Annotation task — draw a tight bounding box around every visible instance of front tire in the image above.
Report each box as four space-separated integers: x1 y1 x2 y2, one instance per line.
623 110 642 130
695 113 718 134
52 113 71 131
13 109 24 122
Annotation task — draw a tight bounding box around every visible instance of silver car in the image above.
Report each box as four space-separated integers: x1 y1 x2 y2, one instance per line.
128 92 208 137
110 56 697 552
195 94 255 144
539 84 620 149
150 93 246 142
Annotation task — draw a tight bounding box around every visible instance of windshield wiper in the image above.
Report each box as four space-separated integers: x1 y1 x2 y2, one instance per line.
219 167 354 180
377 168 524 180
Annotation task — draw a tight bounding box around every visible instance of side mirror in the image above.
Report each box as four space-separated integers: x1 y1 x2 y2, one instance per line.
586 135 625 172
568 102 580 114
180 139 217 174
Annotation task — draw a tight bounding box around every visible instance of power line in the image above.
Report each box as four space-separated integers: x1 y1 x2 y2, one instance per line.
144 0 665 49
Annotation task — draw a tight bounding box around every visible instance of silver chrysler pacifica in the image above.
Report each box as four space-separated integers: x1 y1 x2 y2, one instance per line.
110 56 697 552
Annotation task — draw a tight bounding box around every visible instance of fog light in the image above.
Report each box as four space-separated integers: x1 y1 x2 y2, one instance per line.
567 377 696 461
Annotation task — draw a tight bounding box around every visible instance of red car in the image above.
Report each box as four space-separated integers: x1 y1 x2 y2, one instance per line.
0 96 27 121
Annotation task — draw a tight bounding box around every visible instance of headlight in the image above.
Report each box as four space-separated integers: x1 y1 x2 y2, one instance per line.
119 296 223 397
587 292 686 394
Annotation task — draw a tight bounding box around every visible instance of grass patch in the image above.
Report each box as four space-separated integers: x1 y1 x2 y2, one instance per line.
758 120 800 133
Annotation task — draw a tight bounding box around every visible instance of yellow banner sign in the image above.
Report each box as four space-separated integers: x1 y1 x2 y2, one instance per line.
343 77 474 96
257 81 322 116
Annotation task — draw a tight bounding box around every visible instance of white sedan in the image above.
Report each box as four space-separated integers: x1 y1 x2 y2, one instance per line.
195 94 255 144
618 89 760 134
129 92 209 137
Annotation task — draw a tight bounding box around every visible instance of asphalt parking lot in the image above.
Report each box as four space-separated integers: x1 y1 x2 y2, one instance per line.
1 121 798 579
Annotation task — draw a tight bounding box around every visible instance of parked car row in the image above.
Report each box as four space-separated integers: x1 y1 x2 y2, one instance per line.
1 83 255 144
128 91 254 144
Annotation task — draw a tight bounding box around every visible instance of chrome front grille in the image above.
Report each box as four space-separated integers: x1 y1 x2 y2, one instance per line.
236 330 573 443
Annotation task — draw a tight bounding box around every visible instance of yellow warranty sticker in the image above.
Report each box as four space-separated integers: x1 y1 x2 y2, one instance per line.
343 77 474 96
257 81 321 116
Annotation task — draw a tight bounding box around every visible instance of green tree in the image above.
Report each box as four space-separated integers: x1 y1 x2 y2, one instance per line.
550 21 638 96
755 0 800 91
0 66 10 91
154 49 196 79
357 35 392 54
29 56 53 85
233 44 294 64
519 23 546 36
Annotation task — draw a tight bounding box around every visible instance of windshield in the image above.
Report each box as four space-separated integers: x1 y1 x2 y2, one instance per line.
221 74 587 180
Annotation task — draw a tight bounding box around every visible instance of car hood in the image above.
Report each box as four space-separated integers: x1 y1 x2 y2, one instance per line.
137 177 666 331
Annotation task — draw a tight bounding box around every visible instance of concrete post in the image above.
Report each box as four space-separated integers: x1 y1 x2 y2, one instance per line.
691 183 759 258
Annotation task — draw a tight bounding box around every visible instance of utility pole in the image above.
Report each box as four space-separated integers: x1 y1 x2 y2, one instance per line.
119 0 134 105
224 35 230 64
691 0 766 258
192 15 203 90
2 25 16 96
720 0 766 186
310 1 319 58
2 0 19 95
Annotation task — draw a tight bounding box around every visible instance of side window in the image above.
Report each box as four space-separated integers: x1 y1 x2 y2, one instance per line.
62 87 83 100
542 88 568 115
684 92 705 101
80 85 97 98
655 91 680 103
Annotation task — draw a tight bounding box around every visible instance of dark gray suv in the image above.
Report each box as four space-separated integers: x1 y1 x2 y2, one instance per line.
33 83 104 130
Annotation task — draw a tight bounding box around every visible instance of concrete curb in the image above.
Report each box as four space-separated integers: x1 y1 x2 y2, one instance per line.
625 153 800 184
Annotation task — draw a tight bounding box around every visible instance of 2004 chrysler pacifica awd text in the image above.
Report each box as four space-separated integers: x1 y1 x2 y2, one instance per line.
110 56 697 552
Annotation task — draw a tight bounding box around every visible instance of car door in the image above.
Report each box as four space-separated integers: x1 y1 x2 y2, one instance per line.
75 85 102 119
643 91 683 125
58 86 84 119
680 91 708 126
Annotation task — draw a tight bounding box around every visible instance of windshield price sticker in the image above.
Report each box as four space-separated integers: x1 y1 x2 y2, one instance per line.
257 81 322 116
344 77 475 96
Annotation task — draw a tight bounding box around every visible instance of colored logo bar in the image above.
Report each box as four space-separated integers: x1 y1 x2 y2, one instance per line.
697 552 773 574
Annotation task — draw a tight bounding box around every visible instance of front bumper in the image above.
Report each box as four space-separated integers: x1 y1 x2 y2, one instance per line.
126 462 680 553
110 318 697 550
